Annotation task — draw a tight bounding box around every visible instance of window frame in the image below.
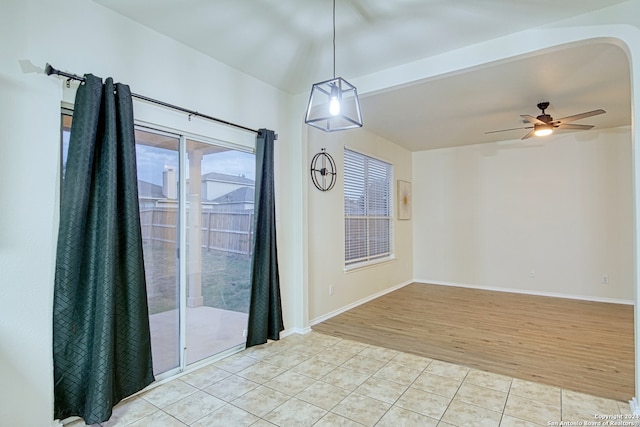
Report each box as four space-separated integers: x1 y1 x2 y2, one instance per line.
343 147 394 270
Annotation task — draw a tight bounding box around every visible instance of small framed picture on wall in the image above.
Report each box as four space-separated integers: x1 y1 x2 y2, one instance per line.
398 180 411 220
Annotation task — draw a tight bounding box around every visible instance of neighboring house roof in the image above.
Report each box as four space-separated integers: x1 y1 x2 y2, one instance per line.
202 172 254 186
138 180 164 199
212 186 254 204
138 175 255 202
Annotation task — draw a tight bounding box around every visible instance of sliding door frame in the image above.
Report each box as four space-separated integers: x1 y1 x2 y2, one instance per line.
135 120 255 380
61 108 256 383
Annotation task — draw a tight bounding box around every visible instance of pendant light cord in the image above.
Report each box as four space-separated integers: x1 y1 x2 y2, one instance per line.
333 0 336 79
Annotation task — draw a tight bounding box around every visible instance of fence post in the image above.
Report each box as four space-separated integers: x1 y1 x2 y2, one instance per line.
206 211 211 252
151 208 156 242
248 212 253 256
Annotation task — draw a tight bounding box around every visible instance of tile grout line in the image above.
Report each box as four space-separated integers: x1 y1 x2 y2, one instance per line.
439 366 470 425
560 387 563 422
498 375 515 427
365 355 433 426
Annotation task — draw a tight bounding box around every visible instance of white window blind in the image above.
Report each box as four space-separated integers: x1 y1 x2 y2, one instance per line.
344 148 393 266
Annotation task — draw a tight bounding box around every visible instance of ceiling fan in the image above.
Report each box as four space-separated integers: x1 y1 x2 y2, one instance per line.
486 102 606 140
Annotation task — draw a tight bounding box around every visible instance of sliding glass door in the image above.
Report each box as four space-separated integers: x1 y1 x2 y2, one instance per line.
183 138 254 366
62 114 254 376
136 128 181 375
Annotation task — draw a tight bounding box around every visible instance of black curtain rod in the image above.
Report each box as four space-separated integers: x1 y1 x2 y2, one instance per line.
45 63 262 136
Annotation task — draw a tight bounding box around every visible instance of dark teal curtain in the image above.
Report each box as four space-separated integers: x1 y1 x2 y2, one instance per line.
246 129 284 347
53 74 154 424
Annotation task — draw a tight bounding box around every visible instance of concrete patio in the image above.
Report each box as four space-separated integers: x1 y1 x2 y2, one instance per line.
149 306 249 374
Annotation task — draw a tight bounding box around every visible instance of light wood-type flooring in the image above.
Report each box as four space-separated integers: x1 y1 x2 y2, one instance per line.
313 283 634 402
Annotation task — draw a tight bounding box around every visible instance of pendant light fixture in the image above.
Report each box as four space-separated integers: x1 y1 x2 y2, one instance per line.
305 0 363 132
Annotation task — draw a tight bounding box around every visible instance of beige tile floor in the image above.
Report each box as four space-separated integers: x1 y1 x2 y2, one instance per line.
67 332 635 427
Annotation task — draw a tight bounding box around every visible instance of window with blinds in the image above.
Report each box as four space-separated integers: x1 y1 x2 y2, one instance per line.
344 148 393 267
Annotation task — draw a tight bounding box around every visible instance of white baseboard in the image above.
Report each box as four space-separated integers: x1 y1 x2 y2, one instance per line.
281 326 312 337
415 279 634 305
309 280 413 326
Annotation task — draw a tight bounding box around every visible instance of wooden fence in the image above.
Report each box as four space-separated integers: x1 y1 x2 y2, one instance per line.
140 208 254 256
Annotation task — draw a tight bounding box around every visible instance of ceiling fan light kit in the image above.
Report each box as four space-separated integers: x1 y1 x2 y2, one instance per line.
534 123 554 137
305 0 363 132
486 101 605 140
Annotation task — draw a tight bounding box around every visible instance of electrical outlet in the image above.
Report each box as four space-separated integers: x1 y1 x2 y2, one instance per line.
602 274 609 285
329 285 334 295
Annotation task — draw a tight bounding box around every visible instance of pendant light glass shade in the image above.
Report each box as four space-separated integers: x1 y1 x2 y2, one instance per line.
305 77 363 132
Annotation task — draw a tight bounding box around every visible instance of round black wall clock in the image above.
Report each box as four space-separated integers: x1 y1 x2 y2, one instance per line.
310 148 337 191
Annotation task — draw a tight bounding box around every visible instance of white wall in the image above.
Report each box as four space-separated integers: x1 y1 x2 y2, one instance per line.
0 0 302 425
307 127 413 322
0 3 61 426
412 128 634 301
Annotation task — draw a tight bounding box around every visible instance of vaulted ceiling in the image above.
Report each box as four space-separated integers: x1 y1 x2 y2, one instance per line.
93 0 632 151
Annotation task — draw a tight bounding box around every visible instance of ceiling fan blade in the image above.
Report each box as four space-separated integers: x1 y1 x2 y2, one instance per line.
555 109 605 124
521 115 546 125
485 126 532 135
556 123 594 130
521 129 536 140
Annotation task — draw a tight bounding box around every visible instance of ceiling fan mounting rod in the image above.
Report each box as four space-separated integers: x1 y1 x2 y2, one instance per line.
537 101 550 113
